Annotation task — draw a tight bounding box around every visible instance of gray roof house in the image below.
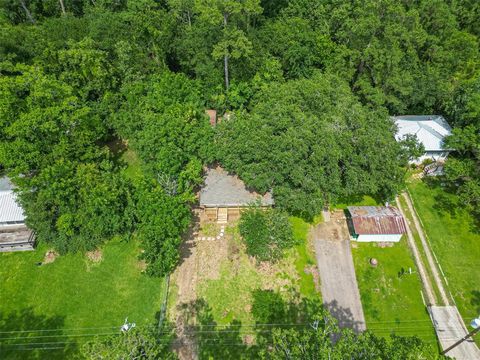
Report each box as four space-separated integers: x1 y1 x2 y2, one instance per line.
199 167 273 223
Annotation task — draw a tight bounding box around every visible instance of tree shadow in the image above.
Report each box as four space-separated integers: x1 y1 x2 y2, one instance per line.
323 299 364 334
432 192 458 218
175 210 200 269
104 137 128 164
470 290 480 314
175 298 253 360
0 308 77 360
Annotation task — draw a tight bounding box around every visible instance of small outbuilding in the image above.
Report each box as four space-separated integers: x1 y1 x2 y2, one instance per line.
393 115 452 164
199 167 274 223
347 206 407 242
0 177 35 252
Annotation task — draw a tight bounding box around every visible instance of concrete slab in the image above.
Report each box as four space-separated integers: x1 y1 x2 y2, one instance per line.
429 306 480 360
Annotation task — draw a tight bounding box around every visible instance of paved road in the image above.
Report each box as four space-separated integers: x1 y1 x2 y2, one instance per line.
312 214 366 333
430 306 480 360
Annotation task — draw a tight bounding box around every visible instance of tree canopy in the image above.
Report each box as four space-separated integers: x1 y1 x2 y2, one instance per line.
0 0 478 269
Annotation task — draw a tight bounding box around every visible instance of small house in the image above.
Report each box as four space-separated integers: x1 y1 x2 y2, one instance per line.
0 177 35 252
393 115 452 164
347 206 407 242
199 167 274 223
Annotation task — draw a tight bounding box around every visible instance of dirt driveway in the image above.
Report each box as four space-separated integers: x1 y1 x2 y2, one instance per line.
312 211 366 333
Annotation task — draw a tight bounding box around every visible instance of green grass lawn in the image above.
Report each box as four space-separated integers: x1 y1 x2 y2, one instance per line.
407 180 480 328
0 237 164 359
398 195 445 305
352 241 438 347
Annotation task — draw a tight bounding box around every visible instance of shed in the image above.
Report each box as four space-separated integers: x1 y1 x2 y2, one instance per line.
0 177 35 252
199 167 274 223
347 206 406 242
393 115 452 164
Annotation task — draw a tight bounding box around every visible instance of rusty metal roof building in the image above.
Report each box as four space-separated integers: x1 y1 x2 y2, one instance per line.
347 206 407 235
199 167 274 207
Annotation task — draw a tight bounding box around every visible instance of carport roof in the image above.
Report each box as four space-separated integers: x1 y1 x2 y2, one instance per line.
347 206 406 235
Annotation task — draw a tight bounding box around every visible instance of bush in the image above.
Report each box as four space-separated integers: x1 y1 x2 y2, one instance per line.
239 207 296 261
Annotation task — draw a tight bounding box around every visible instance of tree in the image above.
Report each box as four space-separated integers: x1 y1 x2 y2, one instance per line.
195 0 262 90
135 180 191 276
217 72 405 219
239 206 295 261
82 326 177 360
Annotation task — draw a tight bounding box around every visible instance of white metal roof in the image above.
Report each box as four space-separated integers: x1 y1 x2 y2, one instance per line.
0 174 26 224
393 115 452 151
0 191 25 223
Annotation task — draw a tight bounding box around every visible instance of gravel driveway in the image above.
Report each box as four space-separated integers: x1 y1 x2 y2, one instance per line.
312 211 366 333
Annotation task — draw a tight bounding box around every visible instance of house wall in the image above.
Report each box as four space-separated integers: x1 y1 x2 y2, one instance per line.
202 206 269 223
356 234 402 242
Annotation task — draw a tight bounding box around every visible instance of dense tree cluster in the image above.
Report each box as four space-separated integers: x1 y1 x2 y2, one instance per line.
0 0 478 271
239 206 295 261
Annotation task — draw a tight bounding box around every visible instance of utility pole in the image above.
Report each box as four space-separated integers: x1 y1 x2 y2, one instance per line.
440 324 480 355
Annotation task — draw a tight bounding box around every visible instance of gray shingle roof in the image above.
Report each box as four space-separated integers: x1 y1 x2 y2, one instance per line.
199 167 274 207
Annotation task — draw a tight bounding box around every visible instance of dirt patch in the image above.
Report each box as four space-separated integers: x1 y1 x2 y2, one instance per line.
86 249 103 263
137 259 147 272
377 242 394 248
43 250 59 264
304 265 321 292
243 334 255 346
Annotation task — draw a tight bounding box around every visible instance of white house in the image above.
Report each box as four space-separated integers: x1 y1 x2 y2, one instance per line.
347 206 407 242
0 176 35 252
393 115 452 164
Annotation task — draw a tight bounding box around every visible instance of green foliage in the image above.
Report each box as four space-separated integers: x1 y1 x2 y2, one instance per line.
239 207 295 261
82 326 177 360
135 180 191 276
251 289 285 324
217 73 404 219
398 134 426 164
265 327 447 360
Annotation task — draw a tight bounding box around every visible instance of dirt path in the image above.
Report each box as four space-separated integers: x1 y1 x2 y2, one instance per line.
169 217 229 360
395 197 436 305
312 211 366 333
402 192 450 305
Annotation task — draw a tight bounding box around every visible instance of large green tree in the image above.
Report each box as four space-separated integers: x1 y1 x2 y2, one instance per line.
216 72 404 219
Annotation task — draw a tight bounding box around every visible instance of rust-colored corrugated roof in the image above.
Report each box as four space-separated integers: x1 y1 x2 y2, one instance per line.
347 206 406 235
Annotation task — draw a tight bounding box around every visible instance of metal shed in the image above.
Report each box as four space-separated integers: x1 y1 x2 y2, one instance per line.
347 206 407 242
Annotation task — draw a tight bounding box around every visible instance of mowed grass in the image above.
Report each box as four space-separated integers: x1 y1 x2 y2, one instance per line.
407 180 480 327
0 237 164 358
352 241 437 345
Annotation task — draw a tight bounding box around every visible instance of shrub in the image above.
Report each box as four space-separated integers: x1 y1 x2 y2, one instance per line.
239 207 296 261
